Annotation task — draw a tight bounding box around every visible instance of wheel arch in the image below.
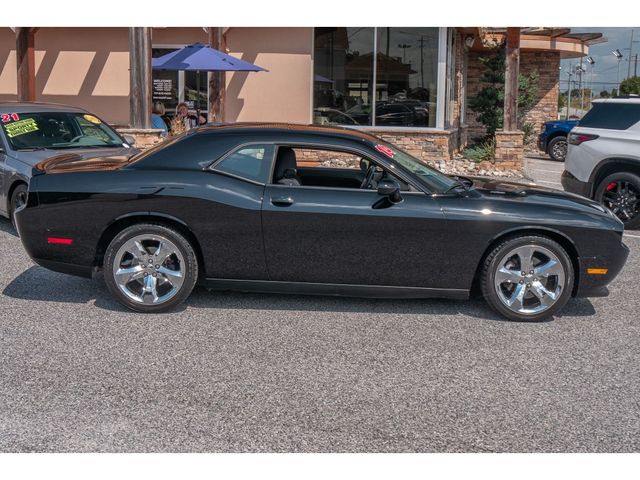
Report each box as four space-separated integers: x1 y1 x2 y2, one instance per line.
545 132 567 152
589 158 640 197
93 212 206 278
6 179 28 214
471 226 581 297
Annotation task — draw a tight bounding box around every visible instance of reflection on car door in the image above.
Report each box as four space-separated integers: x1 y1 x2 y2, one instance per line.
0 140 8 216
261 185 448 288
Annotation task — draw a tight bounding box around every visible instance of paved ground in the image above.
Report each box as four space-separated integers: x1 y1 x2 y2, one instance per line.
524 153 564 189
1 160 639 452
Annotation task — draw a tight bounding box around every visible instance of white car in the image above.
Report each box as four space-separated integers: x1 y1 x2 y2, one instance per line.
562 96 640 229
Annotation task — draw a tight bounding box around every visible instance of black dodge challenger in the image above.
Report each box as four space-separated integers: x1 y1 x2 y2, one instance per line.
15 123 629 321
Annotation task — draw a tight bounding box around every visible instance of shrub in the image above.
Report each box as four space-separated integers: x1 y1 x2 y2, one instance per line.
463 136 496 162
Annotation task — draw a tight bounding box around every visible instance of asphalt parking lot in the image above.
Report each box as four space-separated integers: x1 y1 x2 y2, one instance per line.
1 158 639 452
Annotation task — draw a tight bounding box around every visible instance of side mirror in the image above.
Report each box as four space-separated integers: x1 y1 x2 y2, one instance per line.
377 180 402 204
123 134 136 146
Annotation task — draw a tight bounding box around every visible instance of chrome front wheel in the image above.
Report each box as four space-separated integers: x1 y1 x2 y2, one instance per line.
481 235 573 321
493 245 565 315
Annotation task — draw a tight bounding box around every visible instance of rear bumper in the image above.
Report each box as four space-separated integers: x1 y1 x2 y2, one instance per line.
561 170 593 198
575 241 630 298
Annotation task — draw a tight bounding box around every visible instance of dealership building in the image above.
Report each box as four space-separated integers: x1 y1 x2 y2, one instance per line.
0 27 602 165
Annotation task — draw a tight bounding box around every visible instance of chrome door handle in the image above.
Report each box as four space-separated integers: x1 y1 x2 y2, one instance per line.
271 196 294 206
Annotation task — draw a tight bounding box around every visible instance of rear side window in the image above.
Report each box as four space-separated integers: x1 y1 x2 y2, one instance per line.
579 103 640 130
213 144 274 183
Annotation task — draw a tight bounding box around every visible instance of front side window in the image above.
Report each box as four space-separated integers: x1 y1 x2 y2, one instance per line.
214 144 274 183
0 111 124 150
313 27 440 128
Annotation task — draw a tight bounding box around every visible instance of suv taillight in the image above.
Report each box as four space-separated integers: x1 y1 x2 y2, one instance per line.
568 133 599 145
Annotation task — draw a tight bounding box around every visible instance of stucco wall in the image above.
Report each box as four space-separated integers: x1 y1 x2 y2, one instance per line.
225 27 313 124
0 27 131 125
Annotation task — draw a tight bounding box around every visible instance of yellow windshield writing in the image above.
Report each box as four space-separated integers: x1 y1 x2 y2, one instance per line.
4 118 39 138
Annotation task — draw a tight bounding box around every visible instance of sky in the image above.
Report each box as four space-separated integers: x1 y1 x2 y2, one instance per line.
559 27 640 94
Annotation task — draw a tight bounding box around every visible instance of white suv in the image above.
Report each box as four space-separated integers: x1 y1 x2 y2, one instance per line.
562 96 640 229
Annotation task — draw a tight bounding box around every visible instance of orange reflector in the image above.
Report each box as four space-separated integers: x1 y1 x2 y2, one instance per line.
587 268 608 275
47 237 73 245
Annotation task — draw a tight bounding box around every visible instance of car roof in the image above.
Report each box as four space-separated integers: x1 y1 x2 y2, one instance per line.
195 122 381 143
592 96 640 104
0 101 89 114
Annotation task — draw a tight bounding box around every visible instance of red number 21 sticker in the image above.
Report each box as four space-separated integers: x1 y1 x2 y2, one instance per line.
375 144 395 158
1 113 20 123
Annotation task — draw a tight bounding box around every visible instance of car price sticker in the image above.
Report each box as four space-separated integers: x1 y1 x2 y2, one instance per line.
83 114 102 124
4 118 39 138
1 112 20 123
375 144 396 158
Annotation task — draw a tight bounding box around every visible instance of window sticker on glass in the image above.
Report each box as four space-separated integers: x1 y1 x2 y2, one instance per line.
1 113 20 123
4 118 39 138
83 114 102 124
375 144 395 158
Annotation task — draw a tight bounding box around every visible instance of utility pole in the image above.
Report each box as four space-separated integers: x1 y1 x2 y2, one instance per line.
628 29 635 79
566 65 573 120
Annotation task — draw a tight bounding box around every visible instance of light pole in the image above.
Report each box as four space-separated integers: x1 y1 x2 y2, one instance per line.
566 65 573 119
576 65 586 113
586 56 595 105
613 49 623 93
397 43 411 64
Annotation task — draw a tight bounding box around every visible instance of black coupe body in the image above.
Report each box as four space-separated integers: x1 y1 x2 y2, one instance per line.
15 124 629 321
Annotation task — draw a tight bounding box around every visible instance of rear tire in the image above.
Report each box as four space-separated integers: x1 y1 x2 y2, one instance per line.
594 172 640 230
104 223 198 313
480 235 574 321
547 136 568 162
9 183 28 228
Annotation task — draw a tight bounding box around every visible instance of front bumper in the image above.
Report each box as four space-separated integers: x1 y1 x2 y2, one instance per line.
561 170 593 198
575 241 630 298
537 135 547 152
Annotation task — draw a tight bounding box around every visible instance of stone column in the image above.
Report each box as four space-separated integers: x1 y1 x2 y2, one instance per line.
494 130 524 172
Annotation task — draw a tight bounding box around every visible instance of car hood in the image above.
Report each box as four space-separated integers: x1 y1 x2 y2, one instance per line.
34 151 139 174
12 146 137 167
545 120 578 128
469 177 612 215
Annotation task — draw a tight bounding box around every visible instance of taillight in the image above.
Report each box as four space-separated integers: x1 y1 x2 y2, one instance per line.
568 133 599 145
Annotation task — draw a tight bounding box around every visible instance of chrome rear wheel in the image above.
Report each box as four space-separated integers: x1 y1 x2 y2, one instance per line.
113 234 185 305
104 224 198 313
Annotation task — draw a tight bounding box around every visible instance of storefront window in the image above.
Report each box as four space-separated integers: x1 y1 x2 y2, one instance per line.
152 48 180 115
313 28 375 127
152 47 208 119
376 28 439 127
313 27 442 129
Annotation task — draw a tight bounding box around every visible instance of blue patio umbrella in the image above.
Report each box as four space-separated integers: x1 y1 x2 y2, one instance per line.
152 43 267 117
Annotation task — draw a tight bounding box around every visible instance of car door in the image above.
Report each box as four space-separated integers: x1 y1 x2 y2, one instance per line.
261 146 448 288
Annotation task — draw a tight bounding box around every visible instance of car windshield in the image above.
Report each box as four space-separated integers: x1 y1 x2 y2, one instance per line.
1 111 125 150
374 141 460 193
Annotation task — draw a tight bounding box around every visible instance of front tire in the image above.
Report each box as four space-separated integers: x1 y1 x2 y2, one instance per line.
104 223 198 313
547 136 568 162
594 172 640 230
480 235 574 321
